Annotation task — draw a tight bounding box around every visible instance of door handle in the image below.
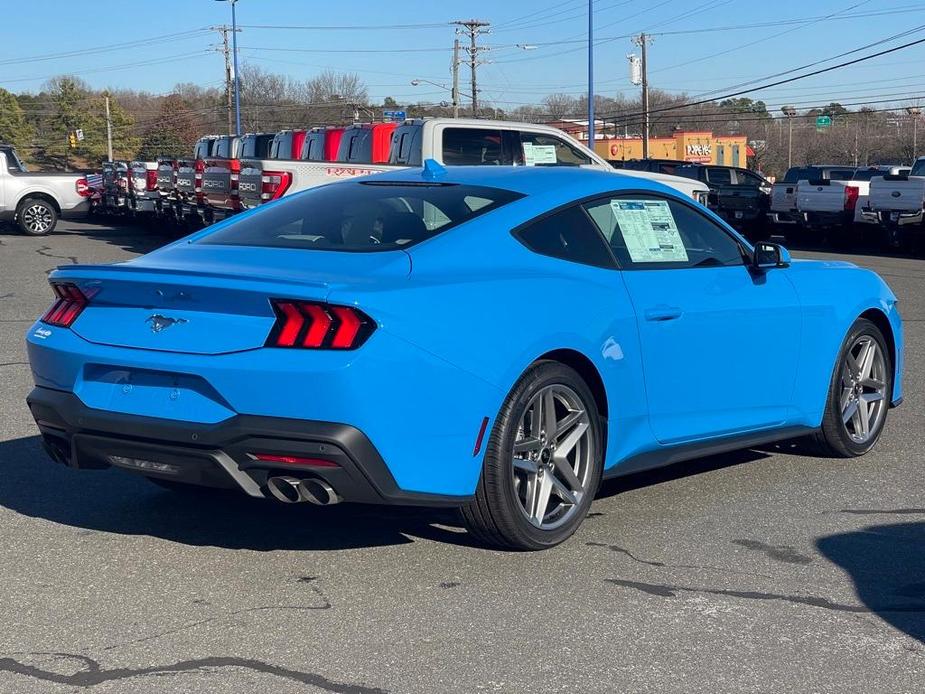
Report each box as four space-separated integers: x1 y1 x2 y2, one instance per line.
644 305 683 322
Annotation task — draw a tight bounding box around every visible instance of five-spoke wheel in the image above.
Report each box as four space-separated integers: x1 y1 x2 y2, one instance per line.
461 361 602 550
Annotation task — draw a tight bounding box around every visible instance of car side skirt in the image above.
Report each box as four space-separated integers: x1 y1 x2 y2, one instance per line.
604 425 817 479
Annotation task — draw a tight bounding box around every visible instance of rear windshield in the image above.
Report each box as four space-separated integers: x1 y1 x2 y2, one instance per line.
828 169 855 180
242 134 274 159
199 181 524 252
851 168 888 181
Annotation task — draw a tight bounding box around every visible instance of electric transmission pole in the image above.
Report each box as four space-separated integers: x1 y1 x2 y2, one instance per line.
213 25 235 135
104 96 113 163
632 33 652 158
453 19 490 117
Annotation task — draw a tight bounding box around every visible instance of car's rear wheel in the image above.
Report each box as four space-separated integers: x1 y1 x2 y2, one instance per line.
814 318 892 457
461 361 603 550
18 198 58 236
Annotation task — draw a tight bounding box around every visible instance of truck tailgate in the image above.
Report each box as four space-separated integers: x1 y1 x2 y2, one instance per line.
868 176 925 212
770 182 797 212
797 181 847 213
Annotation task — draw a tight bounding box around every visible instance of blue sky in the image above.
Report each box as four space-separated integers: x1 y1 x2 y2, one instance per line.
2 0 925 113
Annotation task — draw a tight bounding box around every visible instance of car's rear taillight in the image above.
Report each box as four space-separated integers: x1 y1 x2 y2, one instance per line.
230 159 242 211
267 300 374 349
261 171 292 201
42 283 88 328
844 185 859 212
76 178 90 197
146 170 158 191
194 160 205 197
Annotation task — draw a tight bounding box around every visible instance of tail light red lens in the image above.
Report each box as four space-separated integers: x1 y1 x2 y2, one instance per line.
261 171 292 201
42 283 88 328
844 185 859 212
145 170 158 191
267 300 374 350
251 453 339 468
75 178 90 197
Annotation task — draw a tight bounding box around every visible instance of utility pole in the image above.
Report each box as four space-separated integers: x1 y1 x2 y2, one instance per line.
632 33 651 158
104 96 113 162
781 106 797 169
451 38 461 118
453 19 490 117
213 25 237 135
906 106 921 159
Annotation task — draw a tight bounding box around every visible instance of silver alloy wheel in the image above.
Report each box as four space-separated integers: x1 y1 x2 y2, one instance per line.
22 204 53 233
512 384 593 530
840 335 888 444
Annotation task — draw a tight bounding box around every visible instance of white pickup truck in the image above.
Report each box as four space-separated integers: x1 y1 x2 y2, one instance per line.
768 165 855 227
235 118 709 211
868 157 925 246
0 145 91 235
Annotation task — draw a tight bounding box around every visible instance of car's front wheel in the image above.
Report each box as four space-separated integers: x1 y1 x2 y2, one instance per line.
461 361 603 550
814 317 892 457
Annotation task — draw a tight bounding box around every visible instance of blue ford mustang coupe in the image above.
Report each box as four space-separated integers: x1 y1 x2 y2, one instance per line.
25 164 903 550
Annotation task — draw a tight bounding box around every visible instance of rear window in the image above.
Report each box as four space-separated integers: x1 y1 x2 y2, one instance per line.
390 125 423 166
199 181 524 252
828 169 855 181
241 134 274 159
269 133 293 159
301 132 325 161
212 137 236 159
851 168 888 181
193 139 213 159
337 129 372 163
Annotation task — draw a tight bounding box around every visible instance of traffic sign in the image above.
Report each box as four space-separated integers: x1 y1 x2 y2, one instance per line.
815 115 832 130
75 129 84 141
383 110 406 122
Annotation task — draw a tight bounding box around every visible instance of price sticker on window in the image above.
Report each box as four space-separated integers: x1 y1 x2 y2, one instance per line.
610 200 688 263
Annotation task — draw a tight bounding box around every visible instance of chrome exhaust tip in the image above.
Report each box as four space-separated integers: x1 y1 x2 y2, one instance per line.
266 476 305 504
298 478 342 506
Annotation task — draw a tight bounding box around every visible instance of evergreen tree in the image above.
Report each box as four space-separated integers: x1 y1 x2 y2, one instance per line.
0 88 33 150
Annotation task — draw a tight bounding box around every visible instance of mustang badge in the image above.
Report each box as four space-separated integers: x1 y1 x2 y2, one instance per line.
146 314 188 333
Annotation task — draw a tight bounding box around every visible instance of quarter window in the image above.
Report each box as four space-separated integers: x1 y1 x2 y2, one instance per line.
583 194 745 270
515 206 616 269
442 128 506 165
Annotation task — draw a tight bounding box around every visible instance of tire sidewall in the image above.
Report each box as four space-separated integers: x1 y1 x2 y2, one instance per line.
825 318 892 455
486 362 603 549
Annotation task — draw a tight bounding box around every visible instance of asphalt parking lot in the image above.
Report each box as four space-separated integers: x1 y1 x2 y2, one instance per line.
0 219 923 693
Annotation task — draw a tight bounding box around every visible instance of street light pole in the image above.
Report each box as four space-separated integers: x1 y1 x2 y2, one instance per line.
588 0 594 147
231 0 241 135
906 106 921 159
781 106 797 169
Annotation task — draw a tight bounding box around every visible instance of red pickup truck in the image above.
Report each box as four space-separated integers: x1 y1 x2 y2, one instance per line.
201 133 274 221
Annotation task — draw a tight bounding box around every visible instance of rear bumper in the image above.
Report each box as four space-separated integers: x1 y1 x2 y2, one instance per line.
26 386 471 507
767 211 800 225
802 211 852 229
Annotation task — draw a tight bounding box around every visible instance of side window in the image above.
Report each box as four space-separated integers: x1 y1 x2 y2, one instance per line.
515 206 615 269
705 168 732 185
738 170 764 186
442 128 506 165
517 132 591 166
583 194 745 270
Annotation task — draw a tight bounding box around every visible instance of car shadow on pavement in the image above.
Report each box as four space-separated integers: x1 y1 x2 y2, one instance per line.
817 521 925 643
0 435 478 551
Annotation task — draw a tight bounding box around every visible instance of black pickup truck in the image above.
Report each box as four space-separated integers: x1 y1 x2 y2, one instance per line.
675 164 772 235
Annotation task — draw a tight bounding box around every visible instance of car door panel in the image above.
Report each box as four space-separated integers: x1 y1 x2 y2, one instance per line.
621 265 801 444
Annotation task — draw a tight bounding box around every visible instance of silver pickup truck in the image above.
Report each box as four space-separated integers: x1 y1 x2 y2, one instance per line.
235 118 710 212
0 145 91 235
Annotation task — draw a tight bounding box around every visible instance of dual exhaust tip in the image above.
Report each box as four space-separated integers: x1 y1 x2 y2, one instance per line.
266 476 342 506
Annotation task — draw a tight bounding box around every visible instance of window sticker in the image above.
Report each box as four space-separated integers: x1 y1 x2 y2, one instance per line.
610 200 688 263
522 142 558 166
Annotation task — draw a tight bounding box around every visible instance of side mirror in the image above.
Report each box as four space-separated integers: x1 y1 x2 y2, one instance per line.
752 241 791 269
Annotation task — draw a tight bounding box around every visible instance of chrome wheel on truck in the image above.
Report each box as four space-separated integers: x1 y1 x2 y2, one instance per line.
18 198 57 236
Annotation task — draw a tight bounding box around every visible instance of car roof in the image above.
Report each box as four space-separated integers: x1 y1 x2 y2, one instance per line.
365 164 675 199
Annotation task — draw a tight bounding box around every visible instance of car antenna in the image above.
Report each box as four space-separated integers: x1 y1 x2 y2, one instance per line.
422 158 447 182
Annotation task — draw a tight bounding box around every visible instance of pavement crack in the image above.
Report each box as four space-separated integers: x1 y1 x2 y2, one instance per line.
732 539 813 565
839 508 925 515
0 653 387 692
35 246 78 265
606 579 925 613
0 362 28 367
586 541 773 579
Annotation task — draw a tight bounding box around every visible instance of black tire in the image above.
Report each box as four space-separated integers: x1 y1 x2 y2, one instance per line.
813 318 892 457
461 361 603 550
17 197 58 236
